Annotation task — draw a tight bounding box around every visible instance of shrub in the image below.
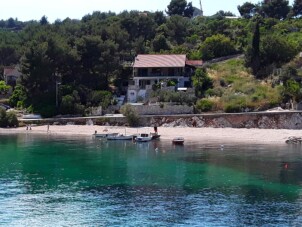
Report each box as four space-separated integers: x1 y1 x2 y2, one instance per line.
196 99 214 112
0 109 7 127
205 88 223 97
120 104 140 127
0 109 18 127
88 90 112 108
224 103 242 113
0 81 11 94
6 111 18 127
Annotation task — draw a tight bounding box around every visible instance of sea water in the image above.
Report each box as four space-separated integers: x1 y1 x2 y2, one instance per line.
0 134 301 226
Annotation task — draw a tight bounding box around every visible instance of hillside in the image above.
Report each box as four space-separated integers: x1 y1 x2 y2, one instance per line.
196 58 284 113
0 0 302 116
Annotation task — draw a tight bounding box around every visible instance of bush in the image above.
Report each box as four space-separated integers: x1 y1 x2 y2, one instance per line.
224 103 242 113
0 109 7 127
0 109 18 127
120 104 140 127
6 111 18 127
196 99 214 112
9 85 27 108
88 90 112 108
205 88 223 97
0 81 11 94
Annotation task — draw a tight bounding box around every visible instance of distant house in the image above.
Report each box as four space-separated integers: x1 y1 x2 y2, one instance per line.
127 54 202 103
3 66 21 87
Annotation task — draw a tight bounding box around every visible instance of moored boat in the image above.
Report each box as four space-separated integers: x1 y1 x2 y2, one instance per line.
172 137 184 145
135 133 153 142
150 133 161 140
93 133 118 138
107 133 134 140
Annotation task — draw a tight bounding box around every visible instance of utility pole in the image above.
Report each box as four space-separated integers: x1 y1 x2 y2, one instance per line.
56 81 61 109
200 0 203 16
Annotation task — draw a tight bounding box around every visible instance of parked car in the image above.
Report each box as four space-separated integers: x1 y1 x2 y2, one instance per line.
22 114 42 119
0 104 11 110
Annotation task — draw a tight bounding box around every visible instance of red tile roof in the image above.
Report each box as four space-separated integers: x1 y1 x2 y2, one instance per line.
4 67 21 76
185 60 203 67
133 54 187 68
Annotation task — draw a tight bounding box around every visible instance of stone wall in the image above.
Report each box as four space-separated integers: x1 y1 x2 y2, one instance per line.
132 104 194 115
146 112 302 129
19 111 302 129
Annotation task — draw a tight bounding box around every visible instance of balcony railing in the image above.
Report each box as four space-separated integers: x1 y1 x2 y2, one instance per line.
134 73 188 78
128 85 153 90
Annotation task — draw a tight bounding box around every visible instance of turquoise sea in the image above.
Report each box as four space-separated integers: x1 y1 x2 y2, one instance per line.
0 134 302 226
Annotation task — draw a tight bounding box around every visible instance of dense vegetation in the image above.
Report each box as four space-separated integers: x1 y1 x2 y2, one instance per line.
0 0 302 116
0 109 18 127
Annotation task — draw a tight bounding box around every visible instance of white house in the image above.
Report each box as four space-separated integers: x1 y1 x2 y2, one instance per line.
3 66 21 86
127 54 202 103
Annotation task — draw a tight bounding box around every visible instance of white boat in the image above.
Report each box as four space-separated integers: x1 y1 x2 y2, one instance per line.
150 133 161 140
107 133 134 140
172 137 185 145
135 133 153 142
93 133 118 138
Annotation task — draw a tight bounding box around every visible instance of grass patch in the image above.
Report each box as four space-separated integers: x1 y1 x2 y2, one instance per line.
208 59 282 112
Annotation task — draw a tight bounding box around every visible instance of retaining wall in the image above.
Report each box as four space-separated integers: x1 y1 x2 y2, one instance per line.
19 111 302 130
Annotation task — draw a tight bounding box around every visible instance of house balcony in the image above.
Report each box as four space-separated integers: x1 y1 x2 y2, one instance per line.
133 74 188 80
128 85 153 90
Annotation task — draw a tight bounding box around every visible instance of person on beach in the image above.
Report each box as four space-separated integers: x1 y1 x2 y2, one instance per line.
154 126 158 134
47 124 50 132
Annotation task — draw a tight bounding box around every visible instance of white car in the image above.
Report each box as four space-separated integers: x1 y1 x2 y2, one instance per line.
22 114 42 119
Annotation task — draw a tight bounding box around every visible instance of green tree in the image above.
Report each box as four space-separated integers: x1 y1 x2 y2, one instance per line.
237 2 256 19
284 79 302 102
200 34 237 60
260 35 298 66
76 36 119 90
6 111 18 127
166 15 190 44
152 34 170 52
0 81 11 94
166 0 187 16
120 104 140 126
261 0 290 19
192 68 213 98
0 108 7 127
40 16 49 25
245 16 262 76
184 2 194 18
293 0 302 17
9 85 27 108
88 90 112 108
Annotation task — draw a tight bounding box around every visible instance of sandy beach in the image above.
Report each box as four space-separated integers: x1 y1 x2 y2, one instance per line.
0 125 301 144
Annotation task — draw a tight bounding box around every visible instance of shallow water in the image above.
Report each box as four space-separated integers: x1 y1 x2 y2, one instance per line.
0 134 302 226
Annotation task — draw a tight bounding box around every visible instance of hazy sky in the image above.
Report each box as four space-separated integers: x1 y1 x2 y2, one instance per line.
0 0 295 22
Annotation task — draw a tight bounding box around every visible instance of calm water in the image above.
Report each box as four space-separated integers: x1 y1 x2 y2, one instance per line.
0 134 302 226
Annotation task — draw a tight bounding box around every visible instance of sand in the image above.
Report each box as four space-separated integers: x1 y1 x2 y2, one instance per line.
1 125 301 144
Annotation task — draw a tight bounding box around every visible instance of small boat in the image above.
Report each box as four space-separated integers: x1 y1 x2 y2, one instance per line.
172 137 184 145
94 133 118 138
135 133 153 142
107 133 134 140
150 133 161 140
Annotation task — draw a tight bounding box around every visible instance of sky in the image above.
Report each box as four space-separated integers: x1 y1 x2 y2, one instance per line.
0 0 295 22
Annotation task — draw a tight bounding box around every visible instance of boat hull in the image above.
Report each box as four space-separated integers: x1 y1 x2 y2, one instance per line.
172 137 185 145
107 135 134 140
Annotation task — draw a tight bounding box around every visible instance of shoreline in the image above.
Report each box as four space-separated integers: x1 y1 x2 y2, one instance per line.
0 125 300 145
